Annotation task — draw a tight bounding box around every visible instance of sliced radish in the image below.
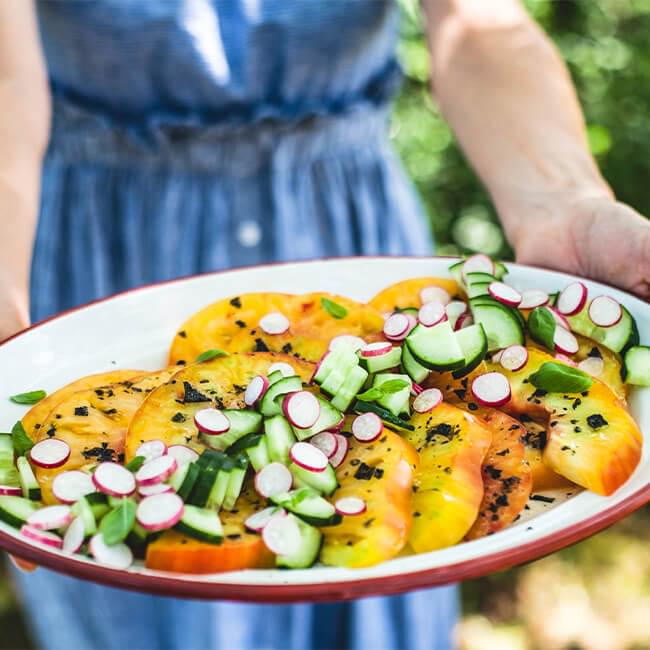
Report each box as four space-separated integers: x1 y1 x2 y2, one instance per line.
254 462 293 498
488 282 522 307
383 313 410 340
555 353 578 368
52 470 95 504
499 345 529 372
445 301 468 329
135 454 177 487
462 254 495 278
29 438 70 469
491 349 505 364
138 482 174 497
283 391 320 429
454 313 474 331
259 312 290 335
334 496 367 516
471 372 511 407
410 382 424 396
360 342 393 358
167 445 199 466
0 485 23 497
92 462 136 497
27 505 73 531
588 296 622 328
289 442 329 472
329 434 349 469
62 516 85 554
21 525 63 550
577 356 605 377
245 507 286 533
134 439 167 463
519 289 549 310
194 408 230 435
136 492 184 532
557 282 588 316
547 307 571 331
405 313 418 334
244 375 269 407
412 388 443 413
262 514 302 556
418 301 447 327
351 413 383 442
420 286 451 306
554 326 579 355
89 534 133 569
309 432 339 459
268 362 296 377
329 335 366 353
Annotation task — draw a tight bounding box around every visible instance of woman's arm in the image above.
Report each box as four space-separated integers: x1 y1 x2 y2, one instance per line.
0 0 51 338
422 0 650 297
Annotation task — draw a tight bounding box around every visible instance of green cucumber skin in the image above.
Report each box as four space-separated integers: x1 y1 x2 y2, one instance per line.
352 401 415 432
276 515 322 569
623 345 650 385
406 323 466 371
0 496 39 528
174 521 223 545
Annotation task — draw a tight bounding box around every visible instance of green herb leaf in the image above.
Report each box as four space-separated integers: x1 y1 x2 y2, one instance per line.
99 498 136 546
529 362 593 393
124 455 146 472
320 297 348 320
11 420 33 456
528 307 556 351
357 379 410 402
10 390 46 405
195 349 229 363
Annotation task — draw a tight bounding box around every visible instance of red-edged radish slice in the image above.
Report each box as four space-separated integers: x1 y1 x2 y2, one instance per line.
268 361 296 377
194 408 230 435
289 442 329 472
134 439 167 463
245 506 286 533
329 335 366 353
383 313 410 340
167 445 199 466
588 295 622 328
21 525 63 549
259 312 290 335
138 482 174 497
499 345 529 372
62 516 86 554
577 356 605 377
329 434 349 469
29 438 70 469
52 470 95 504
445 301 468 329
0 485 23 497
418 301 447 327
27 505 73 531
136 492 184 532
262 513 302 556
254 462 293 498
554 326 579 355
547 307 571 331
454 313 474 331
462 254 495 278
557 282 588 316
89 534 133 569
334 496 367 516
491 349 505 364
420 286 451 306
488 282 522 307
351 412 383 442
359 342 393 358
135 454 177 487
92 462 136 497
555 353 578 368
309 432 339 459
471 372 511 407
244 375 269 407
405 313 418 333
410 382 424 396
283 391 320 429
519 289 549 310
412 388 443 413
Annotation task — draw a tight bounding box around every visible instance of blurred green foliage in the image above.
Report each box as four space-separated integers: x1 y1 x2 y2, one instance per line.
392 0 650 258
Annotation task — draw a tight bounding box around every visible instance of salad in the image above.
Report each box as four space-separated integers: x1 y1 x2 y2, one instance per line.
0 255 645 573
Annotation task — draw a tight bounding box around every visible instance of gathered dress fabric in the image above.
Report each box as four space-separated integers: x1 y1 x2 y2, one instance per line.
12 1 458 649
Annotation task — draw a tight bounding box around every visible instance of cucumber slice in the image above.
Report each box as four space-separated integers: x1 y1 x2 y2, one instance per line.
267 369 284 385
331 365 368 412
467 282 491 298
353 400 415 432
226 432 264 455
401 344 430 384
264 415 296 463
271 488 341 527
290 397 343 442
175 504 224 544
372 373 411 418
494 262 508 280
275 514 322 569
188 453 225 507
16 457 41 501
623 345 650 385
176 462 201 501
289 462 338 496
464 272 497 286
358 346 402 374
126 522 150 559
469 299 524 352
71 496 97 536
568 304 638 354
222 456 248 511
245 435 270 472
0 434 13 464
0 495 39 528
452 324 488 379
313 347 348 385
0 464 19 487
85 492 110 520
406 321 465 371
319 351 360 396
448 260 465 286
260 376 303 417
207 460 233 510
200 409 262 452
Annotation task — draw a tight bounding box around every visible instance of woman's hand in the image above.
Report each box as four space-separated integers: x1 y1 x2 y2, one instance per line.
0 279 30 341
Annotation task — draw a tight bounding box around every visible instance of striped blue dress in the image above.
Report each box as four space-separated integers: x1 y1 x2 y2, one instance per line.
12 2 459 649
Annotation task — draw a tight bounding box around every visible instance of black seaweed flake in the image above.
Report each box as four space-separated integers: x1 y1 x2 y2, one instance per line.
254 338 270 352
425 422 458 443
235 320 246 329
281 343 293 354
530 494 555 504
353 463 375 480
178 330 187 338
587 413 608 429
230 297 242 308
588 346 603 359
82 445 117 463
572 398 582 410
46 425 57 438
74 406 89 416
171 412 186 423
484 465 502 480
182 382 211 403
496 449 510 456
468 402 478 411
454 389 466 401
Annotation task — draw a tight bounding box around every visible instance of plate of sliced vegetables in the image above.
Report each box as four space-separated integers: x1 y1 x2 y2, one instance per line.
0 256 648 602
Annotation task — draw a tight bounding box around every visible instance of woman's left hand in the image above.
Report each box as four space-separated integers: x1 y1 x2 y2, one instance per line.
513 196 650 300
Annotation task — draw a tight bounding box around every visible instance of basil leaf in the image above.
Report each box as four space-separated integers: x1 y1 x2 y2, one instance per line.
11 420 33 456
355 387 384 402
10 390 46 405
195 349 229 363
528 307 556 351
99 498 136 546
529 362 593 393
124 455 145 472
357 379 410 402
320 297 348 320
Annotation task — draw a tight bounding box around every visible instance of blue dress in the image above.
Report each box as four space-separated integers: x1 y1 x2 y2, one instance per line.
12 2 458 649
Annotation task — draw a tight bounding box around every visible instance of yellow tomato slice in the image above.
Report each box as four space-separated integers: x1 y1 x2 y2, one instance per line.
368 277 462 314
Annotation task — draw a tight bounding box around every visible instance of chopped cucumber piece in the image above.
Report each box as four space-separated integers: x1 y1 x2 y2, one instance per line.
0 464 19 487
452 324 488 379
85 492 110 520
448 260 465 286
400 344 430 384
494 262 508 280
275 514 322 569
260 376 303 417
175 505 224 544
222 456 248 511
372 373 411 418
0 434 13 464
319 351 360 396
290 397 343 442
16 457 41 501
464 272 497 286
331 365 368 412
188 452 225 507
207 460 233 510
271 488 341 527
623 345 650 385
200 409 262 452
264 415 296 463
126 522 150 559
568 304 638 354
266 369 284 385
358 346 402 374
226 432 264 455
313 346 348 385
406 321 465 371
289 462 338 496
72 496 97 536
245 435 270 472
0 495 39 528
469 299 524 352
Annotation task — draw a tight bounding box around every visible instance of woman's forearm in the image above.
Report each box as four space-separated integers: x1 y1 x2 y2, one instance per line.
422 0 611 250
